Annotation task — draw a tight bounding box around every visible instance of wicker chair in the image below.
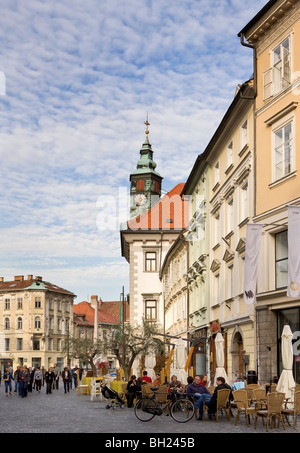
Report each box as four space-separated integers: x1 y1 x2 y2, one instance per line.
207 386 215 394
254 392 286 432
252 388 267 410
295 384 300 393
233 389 256 427
282 391 300 429
215 388 231 422
141 384 154 397
155 385 169 404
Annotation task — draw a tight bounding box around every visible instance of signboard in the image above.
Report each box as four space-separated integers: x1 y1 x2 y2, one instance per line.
209 319 221 334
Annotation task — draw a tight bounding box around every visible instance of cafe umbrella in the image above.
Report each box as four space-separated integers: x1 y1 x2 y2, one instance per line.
214 332 229 385
276 324 295 401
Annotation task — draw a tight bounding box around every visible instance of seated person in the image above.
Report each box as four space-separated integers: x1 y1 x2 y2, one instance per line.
206 376 233 419
168 375 183 392
152 373 161 387
126 375 138 408
186 375 211 420
141 370 152 383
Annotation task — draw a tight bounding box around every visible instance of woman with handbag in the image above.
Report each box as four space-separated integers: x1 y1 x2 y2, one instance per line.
3 368 14 397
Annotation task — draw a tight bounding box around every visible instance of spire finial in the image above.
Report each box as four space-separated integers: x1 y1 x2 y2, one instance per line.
144 112 150 137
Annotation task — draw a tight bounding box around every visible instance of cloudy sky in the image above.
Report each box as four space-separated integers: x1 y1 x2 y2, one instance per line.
0 0 267 303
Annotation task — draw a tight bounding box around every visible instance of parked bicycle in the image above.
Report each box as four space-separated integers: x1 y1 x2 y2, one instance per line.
134 386 195 423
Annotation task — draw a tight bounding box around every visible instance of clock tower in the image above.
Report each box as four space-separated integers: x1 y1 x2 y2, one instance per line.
130 120 163 219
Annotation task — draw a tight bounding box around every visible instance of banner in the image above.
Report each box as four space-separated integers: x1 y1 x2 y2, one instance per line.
287 205 300 298
243 224 263 305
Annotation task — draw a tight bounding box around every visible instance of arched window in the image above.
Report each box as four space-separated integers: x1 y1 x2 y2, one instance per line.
17 317 23 330
136 179 145 191
35 316 41 329
5 317 10 330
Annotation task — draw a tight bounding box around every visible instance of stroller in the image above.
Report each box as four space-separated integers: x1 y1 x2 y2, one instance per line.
100 383 125 410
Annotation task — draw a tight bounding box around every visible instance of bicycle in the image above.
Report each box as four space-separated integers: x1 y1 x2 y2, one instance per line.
134 387 195 423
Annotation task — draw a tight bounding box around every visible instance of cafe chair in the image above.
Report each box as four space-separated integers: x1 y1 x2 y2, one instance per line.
233 389 256 427
216 388 231 422
282 391 300 430
254 392 286 432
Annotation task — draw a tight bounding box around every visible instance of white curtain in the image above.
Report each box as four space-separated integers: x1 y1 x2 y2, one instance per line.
214 333 229 385
276 325 295 401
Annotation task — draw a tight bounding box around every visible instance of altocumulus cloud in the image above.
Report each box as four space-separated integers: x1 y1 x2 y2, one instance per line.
0 0 267 301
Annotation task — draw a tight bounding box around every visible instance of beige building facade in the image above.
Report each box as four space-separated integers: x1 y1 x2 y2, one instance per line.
0 275 75 372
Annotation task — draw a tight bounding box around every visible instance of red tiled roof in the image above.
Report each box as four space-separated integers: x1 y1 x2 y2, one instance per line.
74 301 119 325
0 277 75 296
127 183 188 231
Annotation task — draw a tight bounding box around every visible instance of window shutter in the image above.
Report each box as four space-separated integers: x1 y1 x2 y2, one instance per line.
263 68 273 100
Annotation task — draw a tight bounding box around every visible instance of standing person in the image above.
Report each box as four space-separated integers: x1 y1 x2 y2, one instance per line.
3 368 14 397
14 367 20 393
45 368 55 395
41 366 46 386
27 367 34 393
34 367 43 393
141 370 152 383
18 366 29 398
53 364 60 390
62 367 71 394
73 366 78 389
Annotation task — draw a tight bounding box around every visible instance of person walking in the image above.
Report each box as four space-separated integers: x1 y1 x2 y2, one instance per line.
62 367 71 394
13 367 20 393
34 367 43 393
18 366 29 398
3 368 14 397
45 368 55 394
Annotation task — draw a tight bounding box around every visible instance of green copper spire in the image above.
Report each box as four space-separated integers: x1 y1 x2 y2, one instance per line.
129 117 163 218
131 119 161 177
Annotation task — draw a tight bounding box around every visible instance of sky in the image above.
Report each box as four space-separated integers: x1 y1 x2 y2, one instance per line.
0 0 268 303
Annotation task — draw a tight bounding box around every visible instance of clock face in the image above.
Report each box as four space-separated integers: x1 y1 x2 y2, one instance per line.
134 193 147 206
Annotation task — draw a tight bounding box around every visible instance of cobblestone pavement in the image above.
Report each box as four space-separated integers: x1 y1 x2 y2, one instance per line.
0 380 298 435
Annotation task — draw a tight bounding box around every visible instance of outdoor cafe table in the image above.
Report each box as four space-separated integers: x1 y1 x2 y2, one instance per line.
109 380 127 394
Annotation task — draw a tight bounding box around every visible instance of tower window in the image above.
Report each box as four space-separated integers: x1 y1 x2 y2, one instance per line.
136 179 145 191
153 181 160 193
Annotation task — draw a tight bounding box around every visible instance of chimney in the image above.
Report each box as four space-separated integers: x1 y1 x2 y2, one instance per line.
27 275 33 280
35 276 43 281
14 275 24 281
91 295 99 343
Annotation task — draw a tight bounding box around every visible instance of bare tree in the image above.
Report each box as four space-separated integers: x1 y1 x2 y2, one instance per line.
111 319 162 381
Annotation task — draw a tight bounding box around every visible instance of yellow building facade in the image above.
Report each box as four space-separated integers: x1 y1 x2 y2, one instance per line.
239 0 300 384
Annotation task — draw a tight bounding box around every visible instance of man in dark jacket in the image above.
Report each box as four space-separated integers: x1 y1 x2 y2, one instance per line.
45 368 55 394
206 377 232 418
186 375 212 420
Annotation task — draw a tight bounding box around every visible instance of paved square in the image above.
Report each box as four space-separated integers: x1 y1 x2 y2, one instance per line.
0 380 298 434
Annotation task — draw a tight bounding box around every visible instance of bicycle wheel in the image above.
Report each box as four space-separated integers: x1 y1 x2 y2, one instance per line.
170 398 195 423
134 398 156 422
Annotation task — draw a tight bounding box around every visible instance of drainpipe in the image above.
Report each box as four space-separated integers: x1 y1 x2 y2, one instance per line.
239 32 258 380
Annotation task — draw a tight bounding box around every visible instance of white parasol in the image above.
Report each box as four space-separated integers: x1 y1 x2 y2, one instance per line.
276 324 295 401
145 353 156 381
176 338 187 383
214 332 229 385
